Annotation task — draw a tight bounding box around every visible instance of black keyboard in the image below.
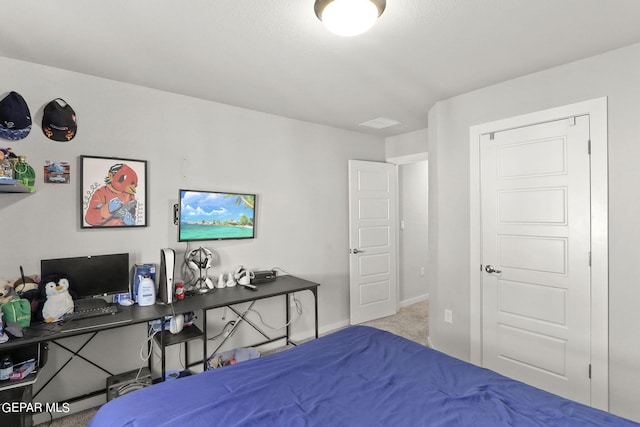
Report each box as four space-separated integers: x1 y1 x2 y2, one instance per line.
74 305 119 320
61 306 132 333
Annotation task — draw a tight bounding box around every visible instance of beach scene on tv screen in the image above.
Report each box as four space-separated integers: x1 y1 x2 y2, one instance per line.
180 191 255 240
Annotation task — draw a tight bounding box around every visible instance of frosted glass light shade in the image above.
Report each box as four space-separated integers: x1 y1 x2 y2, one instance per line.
315 0 385 37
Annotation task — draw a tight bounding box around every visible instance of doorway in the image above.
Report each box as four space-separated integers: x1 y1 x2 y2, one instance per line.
397 159 429 304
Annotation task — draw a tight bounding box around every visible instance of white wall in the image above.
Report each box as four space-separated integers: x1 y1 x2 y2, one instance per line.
428 42 640 421
385 128 428 159
0 57 385 416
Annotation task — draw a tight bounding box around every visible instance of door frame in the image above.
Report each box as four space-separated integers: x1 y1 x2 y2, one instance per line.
469 97 608 410
387 153 429 307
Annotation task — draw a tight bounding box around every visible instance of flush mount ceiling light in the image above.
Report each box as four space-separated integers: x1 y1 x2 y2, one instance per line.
314 0 386 37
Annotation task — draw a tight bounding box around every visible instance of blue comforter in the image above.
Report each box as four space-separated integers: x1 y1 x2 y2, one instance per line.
89 326 638 426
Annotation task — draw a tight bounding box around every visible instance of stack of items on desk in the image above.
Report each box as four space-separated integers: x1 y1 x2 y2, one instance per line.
0 275 37 342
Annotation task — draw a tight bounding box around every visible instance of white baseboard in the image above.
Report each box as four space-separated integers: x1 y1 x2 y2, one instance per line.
318 319 351 336
400 293 429 308
427 336 435 349
260 293 430 351
289 319 350 343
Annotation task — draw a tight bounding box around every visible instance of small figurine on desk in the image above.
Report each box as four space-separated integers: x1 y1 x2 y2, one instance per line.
216 273 226 289
42 277 74 323
226 272 236 288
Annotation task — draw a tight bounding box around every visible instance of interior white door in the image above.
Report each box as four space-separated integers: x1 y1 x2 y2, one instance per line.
481 116 591 404
348 160 398 325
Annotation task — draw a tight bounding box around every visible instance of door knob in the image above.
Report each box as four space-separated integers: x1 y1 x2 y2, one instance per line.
485 265 502 274
353 249 365 254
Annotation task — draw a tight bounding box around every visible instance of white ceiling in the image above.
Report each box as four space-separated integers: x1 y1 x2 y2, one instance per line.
3 0 640 137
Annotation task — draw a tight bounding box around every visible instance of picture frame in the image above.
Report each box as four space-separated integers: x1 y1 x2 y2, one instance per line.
80 155 148 228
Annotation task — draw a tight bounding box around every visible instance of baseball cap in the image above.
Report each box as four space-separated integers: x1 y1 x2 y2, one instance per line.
0 91 32 141
42 98 77 141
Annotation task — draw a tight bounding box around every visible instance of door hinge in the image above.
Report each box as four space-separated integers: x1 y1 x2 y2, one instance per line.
588 139 591 155
588 364 592 379
568 116 576 126
588 252 592 266
489 133 495 140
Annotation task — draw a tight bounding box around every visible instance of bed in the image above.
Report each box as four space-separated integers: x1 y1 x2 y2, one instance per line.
88 326 638 426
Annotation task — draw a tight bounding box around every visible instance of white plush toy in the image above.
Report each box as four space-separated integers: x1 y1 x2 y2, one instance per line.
42 278 74 323
0 278 15 305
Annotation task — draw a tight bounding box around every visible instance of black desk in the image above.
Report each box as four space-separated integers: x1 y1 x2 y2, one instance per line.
0 275 319 404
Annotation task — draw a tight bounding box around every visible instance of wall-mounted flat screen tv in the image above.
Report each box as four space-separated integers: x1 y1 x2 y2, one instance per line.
178 189 256 242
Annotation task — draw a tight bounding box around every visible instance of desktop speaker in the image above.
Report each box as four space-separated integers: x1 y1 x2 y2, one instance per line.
168 314 184 334
158 248 175 304
106 367 152 401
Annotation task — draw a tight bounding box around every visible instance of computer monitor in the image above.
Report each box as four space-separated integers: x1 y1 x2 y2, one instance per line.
40 253 130 299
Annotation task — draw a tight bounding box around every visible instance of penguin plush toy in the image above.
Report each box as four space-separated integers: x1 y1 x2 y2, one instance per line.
41 276 74 323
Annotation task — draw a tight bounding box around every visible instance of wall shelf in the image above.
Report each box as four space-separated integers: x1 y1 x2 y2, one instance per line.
0 180 31 193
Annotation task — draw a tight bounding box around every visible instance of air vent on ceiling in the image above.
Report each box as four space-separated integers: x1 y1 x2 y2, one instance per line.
359 117 401 129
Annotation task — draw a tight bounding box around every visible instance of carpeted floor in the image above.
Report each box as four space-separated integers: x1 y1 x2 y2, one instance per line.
35 408 98 427
35 300 429 426
361 299 429 346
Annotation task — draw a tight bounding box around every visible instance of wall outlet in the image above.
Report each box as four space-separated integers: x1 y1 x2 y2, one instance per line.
444 309 453 324
420 267 425 276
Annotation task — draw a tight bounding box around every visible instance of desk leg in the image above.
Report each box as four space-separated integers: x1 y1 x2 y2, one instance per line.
147 331 152 374
286 288 318 344
202 309 208 372
285 293 291 345
185 341 190 371
313 288 318 339
160 322 166 382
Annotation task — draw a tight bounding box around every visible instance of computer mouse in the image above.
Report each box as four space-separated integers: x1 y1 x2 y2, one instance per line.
119 299 134 307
